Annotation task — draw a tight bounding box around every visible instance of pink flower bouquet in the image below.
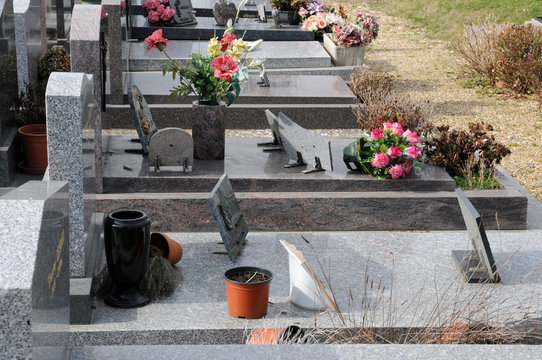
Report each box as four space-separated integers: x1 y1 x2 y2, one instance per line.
142 0 176 26
301 12 345 37
346 116 423 179
330 12 379 47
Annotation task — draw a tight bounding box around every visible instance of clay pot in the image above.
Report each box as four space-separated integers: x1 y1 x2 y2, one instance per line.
224 266 273 319
18 123 47 173
150 232 183 265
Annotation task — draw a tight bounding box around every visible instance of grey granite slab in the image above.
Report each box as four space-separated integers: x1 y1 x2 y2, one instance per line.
0 181 70 360
0 127 18 187
126 40 331 70
14 0 41 94
46 72 94 277
102 137 455 193
131 16 314 41
70 230 542 345
70 344 542 360
103 0 123 104
122 73 351 104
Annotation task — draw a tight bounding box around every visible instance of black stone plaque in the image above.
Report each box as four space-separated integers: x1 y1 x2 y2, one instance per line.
127 79 157 154
452 188 501 283
208 174 248 262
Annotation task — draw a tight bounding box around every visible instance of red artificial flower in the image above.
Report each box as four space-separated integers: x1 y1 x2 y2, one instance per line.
220 33 237 52
144 29 168 51
211 55 239 82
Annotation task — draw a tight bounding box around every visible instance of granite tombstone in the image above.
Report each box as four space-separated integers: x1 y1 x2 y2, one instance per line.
208 174 248 262
172 0 198 26
452 188 501 283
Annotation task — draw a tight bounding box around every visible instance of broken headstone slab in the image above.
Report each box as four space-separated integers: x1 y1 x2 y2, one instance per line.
172 0 198 26
128 80 157 154
452 188 501 283
213 0 237 26
208 174 248 262
148 128 194 172
276 111 333 173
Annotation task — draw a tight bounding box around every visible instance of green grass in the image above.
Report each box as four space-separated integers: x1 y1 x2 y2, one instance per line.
368 0 542 41
454 172 500 190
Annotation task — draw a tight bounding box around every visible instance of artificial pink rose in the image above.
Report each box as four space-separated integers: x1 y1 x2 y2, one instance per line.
383 122 393 131
298 7 308 16
143 0 158 10
161 6 175 21
161 0 169 3
390 122 404 136
317 18 327 29
101 6 107 20
405 145 422 159
403 129 419 144
387 146 403 158
331 25 340 33
401 162 412 175
148 10 160 23
212 55 239 82
144 29 168 50
371 129 384 141
371 152 389 168
389 164 406 179
156 4 165 14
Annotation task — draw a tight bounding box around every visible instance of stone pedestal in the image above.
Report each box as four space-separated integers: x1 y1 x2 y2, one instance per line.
192 101 226 160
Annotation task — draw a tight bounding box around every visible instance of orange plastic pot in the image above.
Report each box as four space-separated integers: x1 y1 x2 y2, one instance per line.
150 232 183 265
441 322 470 344
247 325 304 344
224 266 273 319
18 124 47 172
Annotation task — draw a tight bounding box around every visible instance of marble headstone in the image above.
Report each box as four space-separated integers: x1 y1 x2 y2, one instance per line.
208 174 248 262
148 128 194 171
14 0 42 94
452 188 501 283
172 0 198 26
46 72 95 278
0 181 70 360
128 81 157 154
276 111 334 173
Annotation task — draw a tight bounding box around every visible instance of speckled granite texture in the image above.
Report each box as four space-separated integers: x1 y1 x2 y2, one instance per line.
0 181 70 360
46 72 94 277
102 0 123 104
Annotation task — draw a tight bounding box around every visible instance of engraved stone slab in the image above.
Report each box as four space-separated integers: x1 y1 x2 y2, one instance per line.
276 111 333 172
213 0 236 26
208 174 248 262
172 0 198 26
452 188 501 283
128 81 157 154
148 128 194 171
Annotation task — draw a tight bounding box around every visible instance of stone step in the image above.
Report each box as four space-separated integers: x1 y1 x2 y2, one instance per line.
131 16 313 41
69 231 542 346
69 344 542 360
124 40 332 71
96 137 527 231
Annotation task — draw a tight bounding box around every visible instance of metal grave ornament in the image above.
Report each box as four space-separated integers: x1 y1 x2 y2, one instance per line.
452 188 501 283
208 174 248 262
213 0 237 26
128 81 157 154
257 109 282 150
276 112 333 173
148 128 194 172
172 0 198 26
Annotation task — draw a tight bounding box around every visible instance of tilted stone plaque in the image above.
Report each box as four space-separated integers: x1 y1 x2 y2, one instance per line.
172 0 198 26
276 111 333 173
256 4 267 22
257 109 282 150
128 80 157 154
208 174 248 262
148 128 194 172
452 188 501 283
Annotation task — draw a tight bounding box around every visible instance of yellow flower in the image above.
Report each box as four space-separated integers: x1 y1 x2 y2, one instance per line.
208 37 221 58
227 38 248 61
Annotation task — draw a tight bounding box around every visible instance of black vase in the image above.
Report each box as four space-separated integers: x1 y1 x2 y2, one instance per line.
104 209 151 308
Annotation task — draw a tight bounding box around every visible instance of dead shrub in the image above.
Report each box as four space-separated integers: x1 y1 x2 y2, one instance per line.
456 21 501 85
494 24 542 95
423 122 511 178
350 66 431 132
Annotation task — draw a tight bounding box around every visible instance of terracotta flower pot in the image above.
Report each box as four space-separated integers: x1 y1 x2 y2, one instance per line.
150 232 183 265
224 266 273 319
18 123 47 173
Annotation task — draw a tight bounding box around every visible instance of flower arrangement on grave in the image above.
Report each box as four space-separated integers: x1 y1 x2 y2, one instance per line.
142 0 176 26
329 12 379 47
144 28 253 105
297 0 328 20
301 11 345 37
344 115 423 179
